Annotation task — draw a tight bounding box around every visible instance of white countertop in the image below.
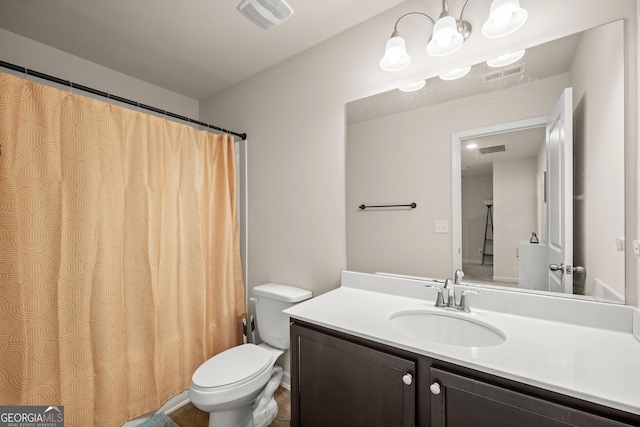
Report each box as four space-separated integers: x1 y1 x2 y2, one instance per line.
285 271 640 416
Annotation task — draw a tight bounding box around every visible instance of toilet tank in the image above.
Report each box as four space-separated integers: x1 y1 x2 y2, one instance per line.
253 283 312 350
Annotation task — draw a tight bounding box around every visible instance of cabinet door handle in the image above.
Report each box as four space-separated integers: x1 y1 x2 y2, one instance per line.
402 373 413 385
430 382 441 395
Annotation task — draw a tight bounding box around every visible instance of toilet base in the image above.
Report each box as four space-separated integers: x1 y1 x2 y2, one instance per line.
208 406 254 427
203 365 283 427
252 366 283 427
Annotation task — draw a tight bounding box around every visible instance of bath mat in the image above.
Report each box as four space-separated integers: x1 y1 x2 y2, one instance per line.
135 412 180 427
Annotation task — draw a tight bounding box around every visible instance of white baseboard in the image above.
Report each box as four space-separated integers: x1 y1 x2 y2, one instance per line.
280 370 291 390
121 389 190 427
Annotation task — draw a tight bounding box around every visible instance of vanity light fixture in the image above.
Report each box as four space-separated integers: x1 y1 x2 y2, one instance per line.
486 49 525 67
439 65 472 80
399 80 427 92
380 0 528 72
482 0 528 39
466 143 478 149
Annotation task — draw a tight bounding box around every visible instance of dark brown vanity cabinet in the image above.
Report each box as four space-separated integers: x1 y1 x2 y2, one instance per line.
430 368 636 427
290 319 640 427
290 320 417 427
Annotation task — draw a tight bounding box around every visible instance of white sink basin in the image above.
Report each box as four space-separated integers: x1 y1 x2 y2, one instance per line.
389 310 506 347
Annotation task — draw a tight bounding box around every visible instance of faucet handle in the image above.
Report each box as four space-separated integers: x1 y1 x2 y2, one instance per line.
425 284 446 307
459 290 481 313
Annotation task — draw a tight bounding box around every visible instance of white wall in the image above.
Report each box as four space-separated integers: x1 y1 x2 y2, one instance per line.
637 0 640 308
570 20 626 297
199 0 638 311
0 28 198 118
493 157 538 282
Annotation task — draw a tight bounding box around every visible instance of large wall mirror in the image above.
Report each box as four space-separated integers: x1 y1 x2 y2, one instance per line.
346 19 626 304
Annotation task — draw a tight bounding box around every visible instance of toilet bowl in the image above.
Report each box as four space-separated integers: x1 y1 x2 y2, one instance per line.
188 283 312 427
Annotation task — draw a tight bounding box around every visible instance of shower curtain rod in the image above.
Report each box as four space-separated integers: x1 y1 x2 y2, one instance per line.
0 59 247 141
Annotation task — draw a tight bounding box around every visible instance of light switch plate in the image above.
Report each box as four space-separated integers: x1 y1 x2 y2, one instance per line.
633 240 640 257
435 220 449 233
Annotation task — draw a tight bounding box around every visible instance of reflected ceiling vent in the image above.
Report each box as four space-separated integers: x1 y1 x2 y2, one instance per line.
481 63 526 83
238 0 294 30
478 145 507 155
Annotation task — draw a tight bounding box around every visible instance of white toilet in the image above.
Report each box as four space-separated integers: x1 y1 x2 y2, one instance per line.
188 283 312 427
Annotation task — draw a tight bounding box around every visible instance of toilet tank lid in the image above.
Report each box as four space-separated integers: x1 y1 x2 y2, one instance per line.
253 283 312 302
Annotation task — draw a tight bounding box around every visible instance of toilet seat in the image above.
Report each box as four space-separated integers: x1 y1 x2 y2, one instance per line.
191 344 274 390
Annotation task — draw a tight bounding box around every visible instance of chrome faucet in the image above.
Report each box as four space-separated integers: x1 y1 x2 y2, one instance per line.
444 278 456 307
425 276 480 313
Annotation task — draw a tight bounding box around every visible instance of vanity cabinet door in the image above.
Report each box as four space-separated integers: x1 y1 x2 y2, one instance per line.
430 368 635 427
291 322 416 427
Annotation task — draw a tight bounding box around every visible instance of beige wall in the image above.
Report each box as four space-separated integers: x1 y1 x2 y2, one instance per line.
637 0 640 308
570 20 626 297
493 157 538 282
0 28 199 118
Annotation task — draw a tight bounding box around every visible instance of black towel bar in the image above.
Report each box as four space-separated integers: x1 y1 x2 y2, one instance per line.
359 203 417 210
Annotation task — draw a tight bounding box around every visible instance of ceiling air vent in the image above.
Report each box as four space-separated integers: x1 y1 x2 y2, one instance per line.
478 145 507 155
481 63 526 83
238 0 294 30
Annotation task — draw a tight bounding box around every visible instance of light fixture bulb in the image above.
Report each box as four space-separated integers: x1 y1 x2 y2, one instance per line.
398 80 426 92
482 0 528 39
492 8 512 27
439 65 472 81
435 16 456 46
486 49 525 67
380 35 411 72
466 143 478 149
427 16 464 57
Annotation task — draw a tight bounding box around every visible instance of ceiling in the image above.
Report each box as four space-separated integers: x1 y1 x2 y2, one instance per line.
0 0 405 100
461 127 546 177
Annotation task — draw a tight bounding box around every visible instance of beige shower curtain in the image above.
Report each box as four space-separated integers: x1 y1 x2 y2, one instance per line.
0 72 246 426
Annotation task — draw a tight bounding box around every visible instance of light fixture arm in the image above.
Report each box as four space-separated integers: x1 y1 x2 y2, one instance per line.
456 0 472 39
458 0 471 22
389 0 473 39
380 0 528 72
430 0 473 41
391 12 436 36
441 0 449 15
437 0 470 20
